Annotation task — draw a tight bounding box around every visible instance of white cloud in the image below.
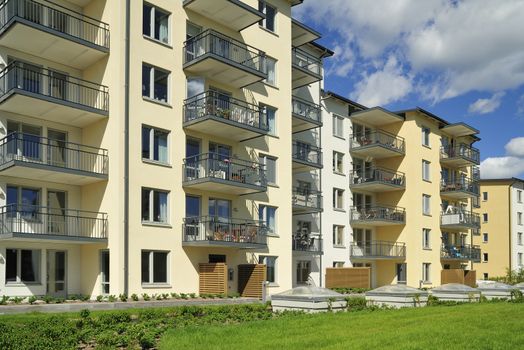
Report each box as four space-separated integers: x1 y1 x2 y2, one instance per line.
468 92 505 115
480 136 524 178
505 137 524 157
328 44 355 77
350 56 412 106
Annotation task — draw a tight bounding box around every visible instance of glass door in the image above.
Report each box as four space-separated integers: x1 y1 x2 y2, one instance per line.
49 70 68 100
209 199 231 241
47 250 67 297
47 129 67 168
186 22 203 61
47 191 66 235
354 228 372 255
209 142 231 180
185 138 201 180
185 195 201 240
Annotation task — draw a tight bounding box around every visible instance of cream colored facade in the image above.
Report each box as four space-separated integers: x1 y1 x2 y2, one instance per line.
0 0 334 298
474 178 524 279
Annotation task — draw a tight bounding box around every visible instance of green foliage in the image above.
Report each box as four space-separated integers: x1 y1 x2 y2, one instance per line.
142 293 151 301
28 296 38 305
42 295 54 304
119 293 128 302
170 293 180 299
189 293 197 299
331 287 371 294
10 297 24 304
162 293 170 300
0 295 9 305
107 295 117 302
131 293 139 301
80 309 90 319
96 295 104 302
510 289 524 303
180 293 188 299
345 297 367 312
490 268 524 285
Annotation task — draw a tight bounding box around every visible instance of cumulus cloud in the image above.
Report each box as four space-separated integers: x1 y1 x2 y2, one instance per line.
481 137 524 179
505 137 524 157
468 92 505 115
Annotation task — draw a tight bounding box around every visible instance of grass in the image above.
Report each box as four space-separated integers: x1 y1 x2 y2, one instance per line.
160 302 524 350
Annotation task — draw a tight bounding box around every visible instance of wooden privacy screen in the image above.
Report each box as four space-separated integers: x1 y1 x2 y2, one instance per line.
199 263 227 295
325 267 371 289
441 269 476 287
238 264 266 299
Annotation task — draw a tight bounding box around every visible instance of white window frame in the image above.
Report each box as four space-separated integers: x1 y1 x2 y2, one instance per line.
260 104 277 135
5 249 41 284
333 151 344 174
259 1 277 32
518 253 523 267
260 154 277 185
141 250 170 286
260 205 277 235
422 160 430 181
143 63 170 103
142 187 170 224
518 190 523 203
518 232 523 245
421 126 430 147
422 262 431 283
333 188 344 210
422 194 431 215
142 125 170 164
260 255 277 284
483 213 488 223
332 115 344 138
263 57 277 86
143 2 171 44
518 212 523 225
333 225 345 247
422 228 431 249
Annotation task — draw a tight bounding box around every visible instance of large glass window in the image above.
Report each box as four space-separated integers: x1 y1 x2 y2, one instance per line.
296 261 311 284
263 57 277 86
333 152 344 173
333 188 344 210
142 126 169 164
260 255 277 283
143 3 170 44
7 185 40 219
142 64 169 103
5 249 41 283
259 205 277 235
141 250 168 284
333 115 344 137
141 188 169 224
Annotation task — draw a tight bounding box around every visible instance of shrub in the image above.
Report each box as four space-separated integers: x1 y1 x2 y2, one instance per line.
180 293 188 299
10 296 24 304
28 296 38 305
139 331 156 349
80 309 91 319
43 295 54 304
108 295 117 302
55 298 65 304
162 293 169 300
345 297 367 311
511 289 524 303
119 294 128 302
156 294 163 301
189 293 197 299
0 295 9 305
131 293 139 301
142 293 151 301
96 295 104 302
171 293 179 299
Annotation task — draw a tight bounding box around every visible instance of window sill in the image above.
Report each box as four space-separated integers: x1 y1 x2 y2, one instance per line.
333 135 346 141
266 283 280 288
267 183 279 188
258 25 279 37
334 208 346 213
422 281 432 285
142 221 172 228
143 96 172 108
142 159 172 168
266 233 279 238
423 179 432 183
423 247 432 251
333 245 346 249
422 144 431 150
423 213 432 217
143 35 172 49
142 283 172 289
6 282 42 287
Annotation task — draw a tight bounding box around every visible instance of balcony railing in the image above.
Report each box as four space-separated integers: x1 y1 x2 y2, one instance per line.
441 244 481 262
350 205 406 224
0 204 107 239
184 29 266 74
440 145 480 165
292 141 322 167
292 97 321 123
292 47 321 76
350 241 406 259
292 187 322 211
183 153 266 188
350 130 405 154
0 0 110 49
292 234 322 253
0 61 109 113
183 216 267 246
440 209 480 228
350 167 405 188
440 176 479 196
183 91 269 132
0 132 108 176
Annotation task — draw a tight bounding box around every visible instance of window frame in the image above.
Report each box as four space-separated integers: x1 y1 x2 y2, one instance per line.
332 115 344 138
141 187 170 225
518 232 523 245
260 154 277 185
259 1 277 32
422 228 431 249
483 213 488 223
422 160 431 181
260 255 277 284
263 56 277 86
333 151 344 174
143 2 171 45
333 188 344 210
142 125 170 165
421 126 430 147
296 260 311 285
483 233 489 243
141 250 170 286
142 63 170 104
260 103 277 134
483 253 489 263
333 225 345 247
518 190 523 203
259 205 277 235
422 262 431 283
518 212 523 225
5 248 41 284
422 194 431 215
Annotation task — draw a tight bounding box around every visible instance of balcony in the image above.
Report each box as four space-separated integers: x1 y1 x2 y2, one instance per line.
292 47 322 89
440 145 480 167
0 62 109 127
0 132 108 185
350 206 406 226
183 0 264 32
292 19 321 47
349 167 405 192
292 188 322 214
292 234 322 254
0 0 109 69
441 244 481 262
349 130 405 159
292 97 322 132
183 91 268 141
350 241 406 260
440 176 479 199
0 205 107 243
350 107 403 127
292 141 322 171
182 216 267 249
183 30 267 88
183 153 267 195
440 210 480 230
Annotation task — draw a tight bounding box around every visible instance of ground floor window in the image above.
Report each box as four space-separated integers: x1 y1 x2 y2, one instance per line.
100 250 110 294
396 263 406 284
296 261 311 284
5 249 41 284
260 255 277 284
141 250 169 284
422 263 431 283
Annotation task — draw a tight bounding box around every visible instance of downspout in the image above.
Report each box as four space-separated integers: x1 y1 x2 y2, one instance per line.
123 0 131 296
508 180 516 274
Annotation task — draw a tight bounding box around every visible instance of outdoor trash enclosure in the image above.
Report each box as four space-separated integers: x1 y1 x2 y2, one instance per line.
430 283 480 302
365 284 428 308
271 286 346 313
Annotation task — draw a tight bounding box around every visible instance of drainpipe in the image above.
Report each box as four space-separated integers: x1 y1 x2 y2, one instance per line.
123 0 131 296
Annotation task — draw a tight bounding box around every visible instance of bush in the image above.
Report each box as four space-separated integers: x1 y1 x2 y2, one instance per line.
119 294 128 302
0 295 9 305
345 297 367 311
28 296 38 305
131 293 139 301
10 297 24 304
96 295 104 302
332 287 370 295
180 293 188 300
43 295 54 304
189 293 197 299
162 293 169 300
142 293 151 301
510 289 524 303
139 331 156 349
107 295 117 302
80 309 90 319
171 293 179 299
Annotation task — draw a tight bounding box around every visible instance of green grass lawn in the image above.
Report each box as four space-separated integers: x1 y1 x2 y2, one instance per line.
160 303 524 350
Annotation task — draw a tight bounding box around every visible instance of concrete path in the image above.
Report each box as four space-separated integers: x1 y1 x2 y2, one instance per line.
0 298 261 315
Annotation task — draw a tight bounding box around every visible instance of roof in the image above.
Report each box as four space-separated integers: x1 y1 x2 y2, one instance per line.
309 41 335 58
291 0 303 6
322 90 368 110
479 178 524 184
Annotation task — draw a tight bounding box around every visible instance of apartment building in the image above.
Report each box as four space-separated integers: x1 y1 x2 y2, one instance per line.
0 0 335 298
474 178 524 279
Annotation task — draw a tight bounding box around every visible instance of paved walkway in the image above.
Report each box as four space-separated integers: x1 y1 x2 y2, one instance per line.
0 298 261 315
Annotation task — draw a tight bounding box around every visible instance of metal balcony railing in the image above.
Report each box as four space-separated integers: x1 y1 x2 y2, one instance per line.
440 176 479 196
184 29 266 74
292 234 322 253
292 141 322 167
292 187 322 210
292 47 321 76
183 216 267 245
440 209 480 228
349 130 405 154
183 91 269 132
292 97 321 123
0 132 108 176
350 241 406 259
441 244 481 261
0 0 110 49
183 153 266 188
440 145 480 164
0 61 109 113
350 205 406 224
350 167 405 187
0 204 107 239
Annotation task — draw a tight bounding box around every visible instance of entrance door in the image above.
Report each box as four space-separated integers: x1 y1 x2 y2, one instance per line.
396 263 407 284
47 191 66 235
47 130 67 168
47 250 67 297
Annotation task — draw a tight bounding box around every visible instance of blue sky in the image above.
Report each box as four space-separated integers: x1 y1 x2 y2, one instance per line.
293 0 524 179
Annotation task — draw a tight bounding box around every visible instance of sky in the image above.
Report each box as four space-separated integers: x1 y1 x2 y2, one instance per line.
293 0 524 179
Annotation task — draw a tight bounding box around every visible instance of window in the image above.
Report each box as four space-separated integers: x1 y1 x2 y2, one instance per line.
518 190 523 203
421 126 430 146
260 154 277 185
100 250 110 294
483 213 488 222
422 194 431 215
141 250 168 284
422 263 431 283
422 229 431 249
333 225 344 246
518 212 523 225
5 249 41 284
296 261 311 284
260 104 277 135
142 64 169 103
519 253 523 266
6 185 41 219
259 1 276 32
333 188 344 210
263 57 277 86
483 233 489 243
422 160 430 181
260 256 277 283
333 152 344 173
143 3 170 44
142 126 169 164
259 205 277 235
483 253 489 262
483 273 489 280
483 191 488 201
141 188 169 224
518 232 523 245
332 115 344 137
333 261 345 268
